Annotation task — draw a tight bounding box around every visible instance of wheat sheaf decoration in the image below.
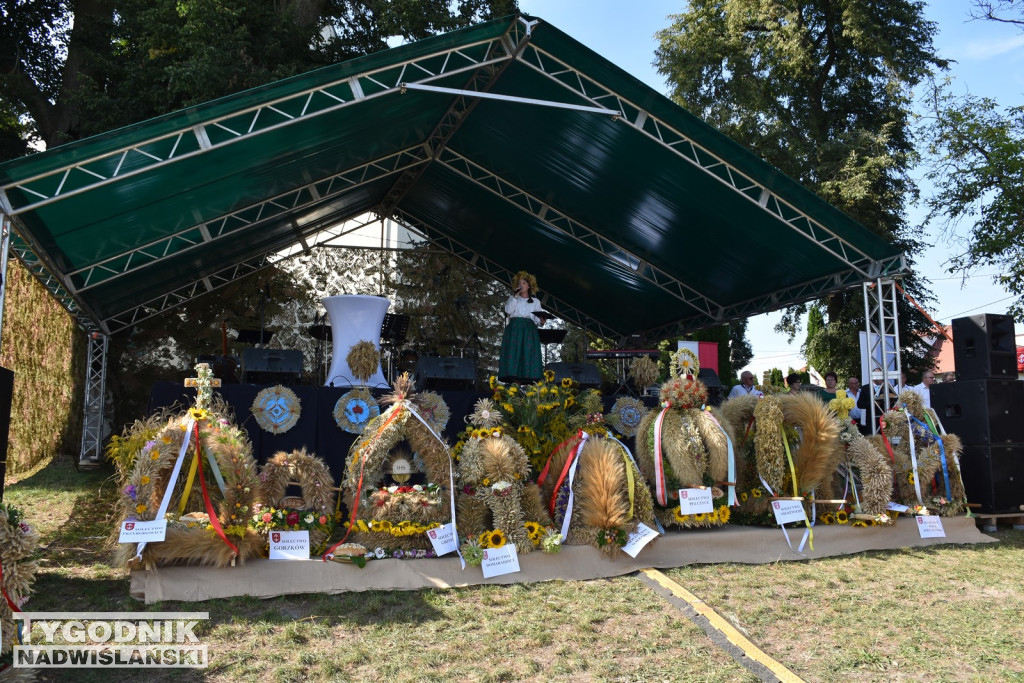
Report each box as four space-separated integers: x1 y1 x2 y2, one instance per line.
347 340 380 385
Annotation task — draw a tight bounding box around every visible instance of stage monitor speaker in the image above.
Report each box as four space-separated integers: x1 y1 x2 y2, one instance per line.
959 443 1024 514
952 314 1016 380
545 362 601 390
413 356 474 392
931 379 1024 445
0 367 12 502
241 348 303 384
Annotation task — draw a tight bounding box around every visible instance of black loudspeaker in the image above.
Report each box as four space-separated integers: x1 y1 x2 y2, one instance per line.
545 362 601 390
959 443 1024 514
931 379 1024 445
0 367 12 502
413 356 474 391
241 348 303 384
952 314 1016 380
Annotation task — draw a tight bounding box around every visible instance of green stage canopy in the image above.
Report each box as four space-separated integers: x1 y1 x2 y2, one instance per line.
0 14 905 341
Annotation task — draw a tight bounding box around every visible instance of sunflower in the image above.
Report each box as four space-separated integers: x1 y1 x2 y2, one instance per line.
673 508 690 523
716 505 731 524
820 512 835 525
835 510 849 525
563 397 575 409
489 375 499 390
851 520 868 527
524 521 541 537
544 369 555 383
478 530 492 548
489 529 507 548
561 378 573 389
740 491 749 503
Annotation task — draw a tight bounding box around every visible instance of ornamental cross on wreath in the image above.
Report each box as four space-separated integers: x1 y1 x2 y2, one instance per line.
184 362 221 411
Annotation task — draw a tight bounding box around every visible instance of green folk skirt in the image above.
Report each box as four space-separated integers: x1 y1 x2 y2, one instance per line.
499 317 542 383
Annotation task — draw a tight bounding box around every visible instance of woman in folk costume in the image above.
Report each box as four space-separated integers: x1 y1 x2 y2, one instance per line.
498 270 545 384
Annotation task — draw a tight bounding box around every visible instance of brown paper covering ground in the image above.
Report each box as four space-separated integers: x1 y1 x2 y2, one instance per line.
131 517 993 604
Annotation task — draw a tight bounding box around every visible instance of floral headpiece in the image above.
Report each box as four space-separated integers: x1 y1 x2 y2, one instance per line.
512 270 538 296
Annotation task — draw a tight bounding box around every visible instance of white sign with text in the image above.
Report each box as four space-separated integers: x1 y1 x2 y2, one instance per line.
678 488 714 515
621 523 659 558
426 523 459 557
916 515 946 539
480 544 520 578
118 519 167 544
269 530 310 560
771 500 808 525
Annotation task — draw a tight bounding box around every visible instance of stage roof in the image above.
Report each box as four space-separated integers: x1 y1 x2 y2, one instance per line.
0 15 906 341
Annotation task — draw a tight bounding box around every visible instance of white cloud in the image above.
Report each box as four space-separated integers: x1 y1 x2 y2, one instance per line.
961 33 1024 60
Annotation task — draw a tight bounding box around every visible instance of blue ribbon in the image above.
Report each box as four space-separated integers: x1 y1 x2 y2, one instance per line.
907 412 951 501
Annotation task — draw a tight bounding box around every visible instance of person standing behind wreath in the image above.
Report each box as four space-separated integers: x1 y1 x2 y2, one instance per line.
818 371 838 402
498 270 544 384
727 371 764 400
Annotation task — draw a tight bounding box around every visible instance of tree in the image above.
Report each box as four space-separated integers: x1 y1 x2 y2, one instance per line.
0 0 518 154
922 2 1024 316
655 0 946 379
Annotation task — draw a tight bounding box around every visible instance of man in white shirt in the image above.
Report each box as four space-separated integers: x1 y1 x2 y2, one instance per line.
727 371 764 400
911 371 936 410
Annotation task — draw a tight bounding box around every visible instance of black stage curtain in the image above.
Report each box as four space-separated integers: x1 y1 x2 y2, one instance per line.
149 382 482 482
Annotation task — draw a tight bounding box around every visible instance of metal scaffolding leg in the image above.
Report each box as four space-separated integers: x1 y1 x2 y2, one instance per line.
862 279 902 433
79 332 109 465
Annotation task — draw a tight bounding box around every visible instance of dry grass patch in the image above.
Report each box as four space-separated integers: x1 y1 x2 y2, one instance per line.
667 532 1024 682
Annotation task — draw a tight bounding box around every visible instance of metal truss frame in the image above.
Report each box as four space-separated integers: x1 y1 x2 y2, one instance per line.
641 253 907 340
79 332 109 463
68 146 431 293
0 214 11 351
1 36 521 215
391 208 623 340
514 42 895 280
862 278 902 434
436 148 725 323
377 21 528 220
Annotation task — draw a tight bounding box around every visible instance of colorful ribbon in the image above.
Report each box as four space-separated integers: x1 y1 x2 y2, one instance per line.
652 405 671 506
194 422 238 558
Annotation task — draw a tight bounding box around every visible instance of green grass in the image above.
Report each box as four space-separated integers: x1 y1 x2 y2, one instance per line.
6 456 1024 681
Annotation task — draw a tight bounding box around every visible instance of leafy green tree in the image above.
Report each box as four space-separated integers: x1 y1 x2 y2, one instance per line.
655 0 945 379
0 0 518 154
922 2 1024 316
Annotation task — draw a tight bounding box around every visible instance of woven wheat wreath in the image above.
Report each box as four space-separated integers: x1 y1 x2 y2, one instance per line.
251 385 301 434
334 388 379 434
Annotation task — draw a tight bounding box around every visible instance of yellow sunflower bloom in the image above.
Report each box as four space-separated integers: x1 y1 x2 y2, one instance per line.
836 510 849 525
740 492 749 503
852 520 868 527
543 369 555 383
489 376 499 390
561 378 572 388
489 529 507 548
751 488 762 498
478 531 492 548
563 397 575 409
716 506 731 524
135 504 147 514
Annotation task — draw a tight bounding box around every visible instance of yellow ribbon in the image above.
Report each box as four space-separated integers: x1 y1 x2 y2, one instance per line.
621 449 635 520
781 431 813 551
177 446 202 516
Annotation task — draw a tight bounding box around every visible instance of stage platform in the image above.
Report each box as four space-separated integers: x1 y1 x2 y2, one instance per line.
130 516 992 604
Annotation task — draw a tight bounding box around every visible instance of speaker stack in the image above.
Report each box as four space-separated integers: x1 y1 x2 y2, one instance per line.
544 362 602 390
413 356 474 392
932 313 1024 514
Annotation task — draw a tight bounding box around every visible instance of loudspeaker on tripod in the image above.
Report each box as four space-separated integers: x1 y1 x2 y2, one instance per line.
952 313 1016 380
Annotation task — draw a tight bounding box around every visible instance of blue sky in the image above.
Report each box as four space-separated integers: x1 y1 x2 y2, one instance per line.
517 1 1024 378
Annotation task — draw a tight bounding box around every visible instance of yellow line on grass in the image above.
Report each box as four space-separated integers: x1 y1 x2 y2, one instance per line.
640 568 805 683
